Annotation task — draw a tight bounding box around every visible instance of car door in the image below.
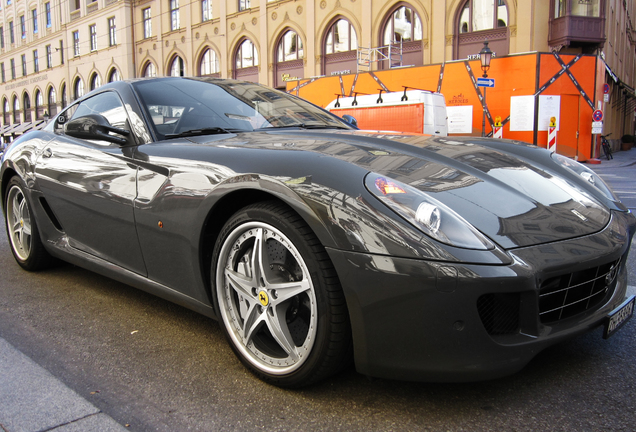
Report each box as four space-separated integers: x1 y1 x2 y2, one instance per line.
34 91 147 275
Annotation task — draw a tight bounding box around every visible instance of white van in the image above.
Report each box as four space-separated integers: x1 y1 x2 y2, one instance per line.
326 90 448 136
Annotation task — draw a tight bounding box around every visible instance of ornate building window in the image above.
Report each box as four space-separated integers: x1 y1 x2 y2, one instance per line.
143 62 157 77
48 86 57 116
13 96 20 123
108 17 117 46
90 25 97 51
35 90 44 120
383 4 422 44
380 3 423 68
46 45 52 68
202 0 212 21
459 0 508 33
46 3 51 28
274 29 304 89
233 39 259 82
143 8 152 38
170 56 185 76
108 68 121 82
61 84 68 109
554 0 600 18
90 73 101 90
200 48 220 76
322 17 358 76
324 18 357 54
74 77 84 101
73 31 80 57
22 93 31 122
170 0 180 31
33 50 39 73
239 0 250 11
3 98 10 125
455 0 509 60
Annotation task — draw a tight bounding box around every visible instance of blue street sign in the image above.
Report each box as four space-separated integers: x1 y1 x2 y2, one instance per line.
477 78 495 88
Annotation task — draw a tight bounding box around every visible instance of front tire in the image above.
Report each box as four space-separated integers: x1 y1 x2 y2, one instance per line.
4 177 52 271
212 202 351 387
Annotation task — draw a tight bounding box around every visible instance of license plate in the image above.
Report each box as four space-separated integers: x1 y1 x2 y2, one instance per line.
603 295 635 339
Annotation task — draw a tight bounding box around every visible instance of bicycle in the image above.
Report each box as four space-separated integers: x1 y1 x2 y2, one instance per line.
600 133 613 160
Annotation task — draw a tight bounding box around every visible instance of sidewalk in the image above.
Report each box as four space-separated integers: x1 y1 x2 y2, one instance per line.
0 337 127 432
586 147 636 211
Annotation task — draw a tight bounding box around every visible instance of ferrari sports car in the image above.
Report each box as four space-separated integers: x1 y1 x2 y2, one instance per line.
2 77 634 387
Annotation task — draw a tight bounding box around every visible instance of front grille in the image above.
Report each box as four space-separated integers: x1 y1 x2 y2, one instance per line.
539 258 620 323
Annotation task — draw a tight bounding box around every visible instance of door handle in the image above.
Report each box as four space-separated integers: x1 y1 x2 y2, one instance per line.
42 148 52 158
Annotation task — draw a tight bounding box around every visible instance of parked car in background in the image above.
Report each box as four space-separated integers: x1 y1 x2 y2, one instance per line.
2 77 634 387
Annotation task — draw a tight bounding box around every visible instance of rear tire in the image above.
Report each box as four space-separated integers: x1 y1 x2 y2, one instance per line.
4 177 53 271
602 141 613 160
212 201 351 387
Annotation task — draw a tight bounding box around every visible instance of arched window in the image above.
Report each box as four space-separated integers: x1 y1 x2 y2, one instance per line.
274 29 304 89
381 4 424 68
48 87 57 117
90 73 101 91
459 0 507 33
278 30 303 62
233 39 259 82
13 96 21 123
455 0 509 60
170 56 185 76
3 98 10 125
61 84 68 109
74 78 84 101
200 48 220 76
35 90 44 120
108 68 122 82
143 62 157 77
325 19 357 54
235 39 258 69
23 93 31 122
383 5 423 44
322 18 358 76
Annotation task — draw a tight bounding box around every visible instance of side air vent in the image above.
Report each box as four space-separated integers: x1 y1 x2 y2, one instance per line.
38 197 64 231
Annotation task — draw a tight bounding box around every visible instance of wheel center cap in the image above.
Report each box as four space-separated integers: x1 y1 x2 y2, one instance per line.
258 290 269 307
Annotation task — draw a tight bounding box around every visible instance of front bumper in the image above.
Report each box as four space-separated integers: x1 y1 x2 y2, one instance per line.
327 210 636 382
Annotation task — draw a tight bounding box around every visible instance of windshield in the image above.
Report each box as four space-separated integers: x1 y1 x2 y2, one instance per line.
132 78 351 140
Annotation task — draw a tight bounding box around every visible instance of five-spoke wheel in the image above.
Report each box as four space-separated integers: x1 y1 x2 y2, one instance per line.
213 202 350 387
4 177 52 270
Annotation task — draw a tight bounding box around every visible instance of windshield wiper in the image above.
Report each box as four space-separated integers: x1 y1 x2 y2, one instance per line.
165 127 239 139
258 123 350 130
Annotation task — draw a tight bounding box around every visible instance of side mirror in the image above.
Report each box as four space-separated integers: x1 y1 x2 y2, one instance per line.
341 114 358 129
64 114 130 145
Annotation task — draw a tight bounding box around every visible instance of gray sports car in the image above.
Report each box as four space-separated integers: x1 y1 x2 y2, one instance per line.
2 77 634 387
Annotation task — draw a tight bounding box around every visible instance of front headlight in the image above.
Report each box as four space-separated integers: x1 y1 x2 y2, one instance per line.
550 153 619 202
365 173 494 250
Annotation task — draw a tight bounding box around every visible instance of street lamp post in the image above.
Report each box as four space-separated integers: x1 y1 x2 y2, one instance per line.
480 40 492 137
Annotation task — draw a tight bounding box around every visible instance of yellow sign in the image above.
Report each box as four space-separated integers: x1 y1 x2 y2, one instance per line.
549 116 557 127
258 290 269 307
494 116 502 127
282 73 300 82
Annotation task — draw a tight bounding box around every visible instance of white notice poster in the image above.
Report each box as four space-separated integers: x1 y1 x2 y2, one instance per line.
446 105 473 134
510 96 535 131
538 95 560 131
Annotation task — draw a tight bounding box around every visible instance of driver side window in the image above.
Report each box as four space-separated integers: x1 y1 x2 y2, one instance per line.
54 91 130 145
71 91 128 130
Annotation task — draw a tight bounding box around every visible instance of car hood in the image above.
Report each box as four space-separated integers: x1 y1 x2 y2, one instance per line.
188 130 610 249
